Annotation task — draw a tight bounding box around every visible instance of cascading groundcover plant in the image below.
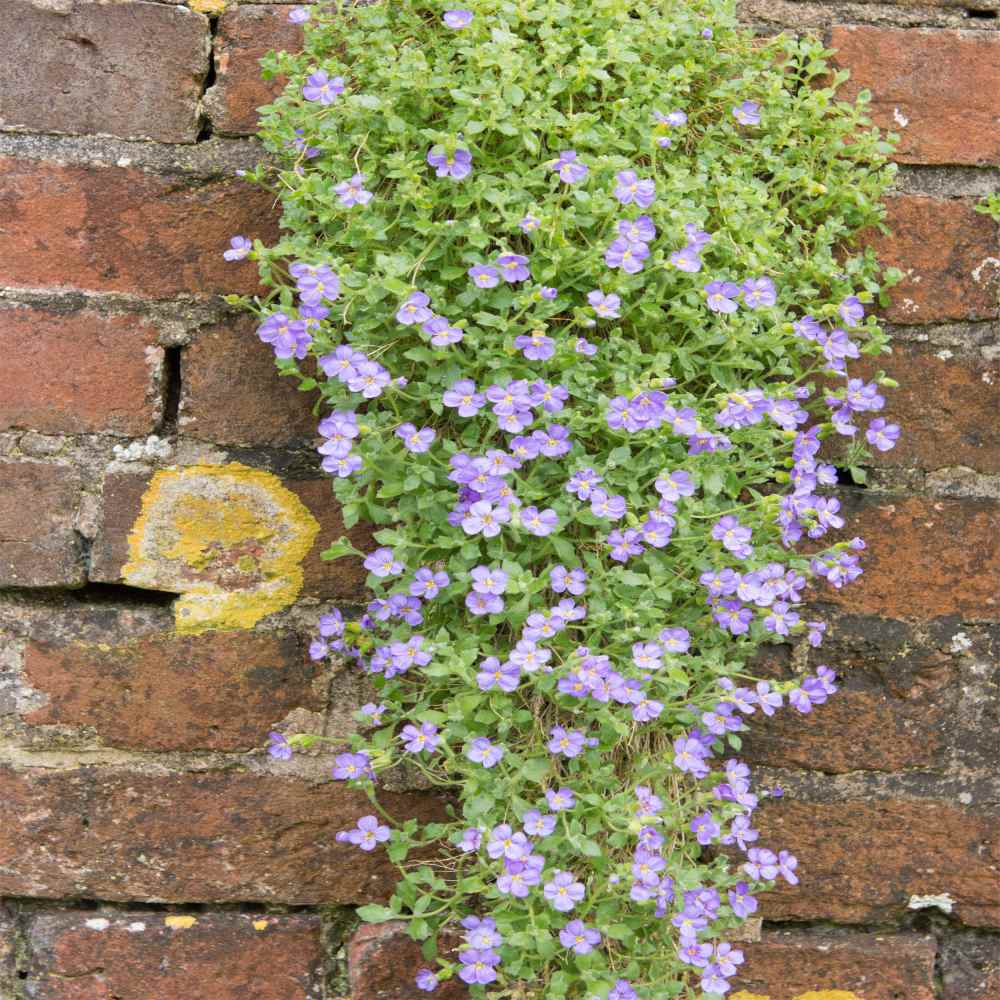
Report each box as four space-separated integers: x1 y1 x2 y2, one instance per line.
227 2 901 996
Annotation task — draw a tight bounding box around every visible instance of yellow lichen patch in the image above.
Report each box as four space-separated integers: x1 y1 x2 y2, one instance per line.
122 463 320 633
188 0 227 14
164 915 198 930
252 919 270 931
731 993 864 1000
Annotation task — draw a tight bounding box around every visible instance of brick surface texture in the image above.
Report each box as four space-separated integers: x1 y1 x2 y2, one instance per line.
0 1 998 996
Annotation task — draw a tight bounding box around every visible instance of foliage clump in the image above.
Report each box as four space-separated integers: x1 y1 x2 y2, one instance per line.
230 2 898 996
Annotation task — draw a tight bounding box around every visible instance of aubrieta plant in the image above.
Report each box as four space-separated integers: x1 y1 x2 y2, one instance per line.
226 2 901 997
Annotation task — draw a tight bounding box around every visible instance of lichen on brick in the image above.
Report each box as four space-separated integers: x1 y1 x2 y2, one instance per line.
122 462 320 632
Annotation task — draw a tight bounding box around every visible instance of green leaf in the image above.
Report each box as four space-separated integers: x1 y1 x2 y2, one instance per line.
355 904 396 923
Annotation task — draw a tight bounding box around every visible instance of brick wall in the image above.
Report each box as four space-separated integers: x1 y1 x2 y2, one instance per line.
0 2 997 997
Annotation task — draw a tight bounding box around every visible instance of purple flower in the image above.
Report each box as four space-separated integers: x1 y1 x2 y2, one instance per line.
705 280 741 314
487 823 531 861
544 870 586 911
588 289 621 319
523 810 556 837
471 565 508 595
462 501 510 537
534 424 572 457
575 337 597 356
742 276 777 308
606 237 650 273
632 642 662 670
410 567 449 600
609 980 637 1000
458 949 499 985
364 547 403 578
458 828 482 853
224 235 252 261
546 787 575 811
397 291 433 325
679 939 713 968
531 381 569 413
332 752 373 781
395 423 436 453
467 737 504 768
515 330 555 360
655 470 695 501
257 313 312 360
443 9 473 28
590 489 627 520
520 214 541 233
344 814 390 851
778 849 799 885
427 145 472 180
497 254 531 283
548 726 586 758
415 970 438 992
866 417 900 452
335 172 373 207
540 285 558 300
303 70 344 104
400 722 441 754
701 968 731 995
443 379 486 416
733 100 761 125
744 847 779 881
691 811 721 845
549 150 588 184
839 294 865 327
669 245 702 272
267 731 292 760
476 656 520 693
468 264 500 289
559 920 600 955
466 591 504 616
728 882 758 918
360 702 385 725
614 170 656 208
566 467 602 499
288 6 310 23
550 565 587 595
673 736 710 778
520 506 558 536
659 627 690 653
619 216 657 243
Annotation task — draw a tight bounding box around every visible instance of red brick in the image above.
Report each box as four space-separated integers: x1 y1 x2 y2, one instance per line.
0 766 446 903
181 316 319 446
818 493 1000 621
831 27 1000 166
941 934 1000 1000
737 929 937 1000
867 196 999 324
205 6 305 136
349 923 467 1000
0 158 279 299
743 616 956 773
850 345 1000 474
22 628 320 751
0 1 208 143
89 468 373 603
0 462 83 588
25 910 322 1000
0 302 163 436
754 797 1000 926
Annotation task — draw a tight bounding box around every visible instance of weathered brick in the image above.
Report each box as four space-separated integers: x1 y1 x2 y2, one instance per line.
831 27 1000 166
0 766 446 903
24 909 323 1000
0 904 17 997
21 628 320 751
205 6 305 136
817 493 1000 621
754 797 1000 926
850 344 1000 474
0 302 163 436
181 316 319 446
736 929 937 1000
941 933 1000 1000
0 158 279 299
743 615 957 773
349 923 467 1000
0 1 208 143
89 468 373 617
867 196 999 324
0 462 83 589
